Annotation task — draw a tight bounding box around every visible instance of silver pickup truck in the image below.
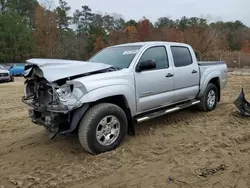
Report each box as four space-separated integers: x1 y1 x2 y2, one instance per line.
22 41 227 154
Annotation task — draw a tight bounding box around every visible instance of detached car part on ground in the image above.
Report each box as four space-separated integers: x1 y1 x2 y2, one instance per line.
22 41 228 155
234 88 250 116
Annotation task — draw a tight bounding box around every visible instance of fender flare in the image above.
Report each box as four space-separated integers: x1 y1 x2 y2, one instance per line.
198 71 221 98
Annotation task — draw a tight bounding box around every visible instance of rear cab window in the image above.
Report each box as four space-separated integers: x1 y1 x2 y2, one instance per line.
170 46 193 67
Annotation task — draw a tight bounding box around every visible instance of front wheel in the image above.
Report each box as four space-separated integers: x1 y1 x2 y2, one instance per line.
198 83 218 112
78 103 128 155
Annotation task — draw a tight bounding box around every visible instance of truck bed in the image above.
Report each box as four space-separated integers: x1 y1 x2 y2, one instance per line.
198 61 227 93
198 61 225 66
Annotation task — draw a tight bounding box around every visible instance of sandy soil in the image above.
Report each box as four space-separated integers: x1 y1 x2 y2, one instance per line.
1 75 250 188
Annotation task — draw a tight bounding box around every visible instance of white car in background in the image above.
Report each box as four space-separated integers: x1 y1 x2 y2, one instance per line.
0 65 14 82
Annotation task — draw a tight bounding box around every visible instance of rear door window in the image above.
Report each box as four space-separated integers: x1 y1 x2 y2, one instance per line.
171 46 193 67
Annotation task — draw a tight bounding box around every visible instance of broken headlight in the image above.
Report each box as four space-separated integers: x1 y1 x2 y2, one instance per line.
56 84 73 102
55 81 87 109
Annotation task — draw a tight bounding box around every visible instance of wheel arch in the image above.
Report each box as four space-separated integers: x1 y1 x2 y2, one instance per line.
198 70 221 101
208 77 220 102
69 94 135 136
92 95 131 116
91 95 134 136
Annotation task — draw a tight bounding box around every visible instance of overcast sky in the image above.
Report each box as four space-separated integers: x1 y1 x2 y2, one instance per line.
51 0 250 26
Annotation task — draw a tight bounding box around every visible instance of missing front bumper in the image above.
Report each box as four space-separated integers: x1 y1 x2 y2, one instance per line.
23 96 90 139
22 96 71 139
28 108 69 139
22 96 69 113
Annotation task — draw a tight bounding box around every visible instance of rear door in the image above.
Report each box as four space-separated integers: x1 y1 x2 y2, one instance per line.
170 46 200 102
135 45 174 113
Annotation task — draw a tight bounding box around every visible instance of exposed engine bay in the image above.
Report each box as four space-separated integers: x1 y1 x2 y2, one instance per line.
22 60 118 139
22 77 71 138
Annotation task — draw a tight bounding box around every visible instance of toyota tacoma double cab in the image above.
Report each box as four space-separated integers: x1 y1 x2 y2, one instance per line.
22 41 227 155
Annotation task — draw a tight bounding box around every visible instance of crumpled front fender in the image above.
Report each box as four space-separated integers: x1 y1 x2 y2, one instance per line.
79 84 136 116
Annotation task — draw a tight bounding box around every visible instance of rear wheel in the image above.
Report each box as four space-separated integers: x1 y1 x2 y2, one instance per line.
78 103 128 155
198 83 218 112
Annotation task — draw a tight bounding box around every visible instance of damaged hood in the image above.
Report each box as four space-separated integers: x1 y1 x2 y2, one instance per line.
24 58 113 82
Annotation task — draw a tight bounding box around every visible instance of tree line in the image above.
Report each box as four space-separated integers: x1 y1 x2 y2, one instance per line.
0 0 250 63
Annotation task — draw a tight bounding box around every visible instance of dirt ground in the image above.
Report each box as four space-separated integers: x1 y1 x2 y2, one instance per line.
1 75 250 188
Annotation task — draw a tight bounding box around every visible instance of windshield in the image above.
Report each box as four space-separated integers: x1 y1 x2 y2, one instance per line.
88 45 143 69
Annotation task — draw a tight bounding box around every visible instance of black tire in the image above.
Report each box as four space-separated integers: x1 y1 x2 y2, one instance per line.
78 103 128 155
198 83 218 112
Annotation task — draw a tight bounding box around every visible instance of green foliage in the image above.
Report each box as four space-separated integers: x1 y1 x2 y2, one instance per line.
125 19 138 27
0 0 249 63
0 11 33 62
6 0 38 27
210 20 246 51
0 0 6 12
155 17 176 28
113 17 125 30
73 5 94 35
54 0 71 31
85 25 107 57
155 16 208 30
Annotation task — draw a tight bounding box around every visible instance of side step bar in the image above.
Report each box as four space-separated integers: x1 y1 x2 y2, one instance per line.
136 100 200 123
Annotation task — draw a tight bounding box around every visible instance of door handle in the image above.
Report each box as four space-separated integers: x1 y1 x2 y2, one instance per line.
192 70 198 74
166 73 174 77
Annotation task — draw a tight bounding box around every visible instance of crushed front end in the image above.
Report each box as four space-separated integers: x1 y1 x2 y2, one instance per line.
22 66 89 139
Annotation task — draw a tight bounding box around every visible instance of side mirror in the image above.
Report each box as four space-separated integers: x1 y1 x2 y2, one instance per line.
136 59 156 72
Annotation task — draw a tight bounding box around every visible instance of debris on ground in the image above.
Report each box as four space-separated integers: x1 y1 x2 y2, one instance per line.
234 88 250 116
198 164 226 178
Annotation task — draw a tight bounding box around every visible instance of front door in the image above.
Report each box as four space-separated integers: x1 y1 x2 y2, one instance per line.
135 46 174 113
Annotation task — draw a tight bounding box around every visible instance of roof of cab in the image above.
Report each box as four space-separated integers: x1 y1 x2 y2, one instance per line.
112 41 189 47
